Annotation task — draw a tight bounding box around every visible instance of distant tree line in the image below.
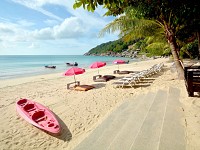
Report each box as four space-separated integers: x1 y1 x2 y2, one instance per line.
87 39 136 54
87 38 198 59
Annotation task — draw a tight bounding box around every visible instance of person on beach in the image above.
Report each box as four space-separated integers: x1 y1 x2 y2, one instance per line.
74 62 78 66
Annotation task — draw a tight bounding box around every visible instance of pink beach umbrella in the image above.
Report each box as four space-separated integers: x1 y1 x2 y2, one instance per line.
113 59 125 70
90 61 106 75
64 67 85 83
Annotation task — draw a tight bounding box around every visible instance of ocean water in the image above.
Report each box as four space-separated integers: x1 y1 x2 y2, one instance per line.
0 55 135 80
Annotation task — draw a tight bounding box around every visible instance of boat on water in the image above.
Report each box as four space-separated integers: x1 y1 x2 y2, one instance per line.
16 98 61 134
66 62 78 66
45 65 56 69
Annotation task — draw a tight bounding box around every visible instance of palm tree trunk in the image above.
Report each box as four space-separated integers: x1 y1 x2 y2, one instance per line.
164 24 184 79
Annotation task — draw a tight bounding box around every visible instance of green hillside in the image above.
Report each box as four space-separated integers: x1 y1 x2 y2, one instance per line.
85 38 198 59
85 39 135 55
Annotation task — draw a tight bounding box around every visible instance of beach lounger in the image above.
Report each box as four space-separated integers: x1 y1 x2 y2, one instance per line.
113 76 137 88
124 72 145 82
112 62 165 88
74 85 95 91
93 75 115 82
93 75 109 82
103 75 116 80
113 70 135 74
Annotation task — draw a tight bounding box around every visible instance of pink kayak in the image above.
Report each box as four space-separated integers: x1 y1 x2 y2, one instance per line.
16 98 61 134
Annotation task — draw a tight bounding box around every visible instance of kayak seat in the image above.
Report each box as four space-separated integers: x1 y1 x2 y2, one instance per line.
17 99 28 106
32 111 47 123
24 104 36 112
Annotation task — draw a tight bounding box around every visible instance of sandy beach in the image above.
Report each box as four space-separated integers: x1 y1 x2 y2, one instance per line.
0 58 200 150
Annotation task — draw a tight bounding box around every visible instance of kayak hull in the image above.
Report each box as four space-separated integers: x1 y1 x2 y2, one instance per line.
16 99 61 134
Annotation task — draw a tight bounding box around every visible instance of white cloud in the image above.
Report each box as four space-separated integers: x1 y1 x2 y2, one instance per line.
32 17 86 40
0 17 88 42
44 19 59 26
28 42 39 49
0 22 29 42
12 0 111 29
32 27 53 40
0 23 19 42
0 17 11 23
17 20 35 27
12 0 63 21
54 17 86 38
0 0 118 55
0 24 15 34
9 0 113 40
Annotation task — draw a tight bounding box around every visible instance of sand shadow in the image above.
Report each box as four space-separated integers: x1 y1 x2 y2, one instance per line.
150 70 165 78
133 84 151 88
112 76 126 81
138 78 155 83
142 78 155 81
91 83 106 89
138 80 154 84
113 83 151 89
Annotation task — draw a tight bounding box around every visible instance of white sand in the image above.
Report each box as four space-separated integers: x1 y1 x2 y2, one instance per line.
0 58 199 150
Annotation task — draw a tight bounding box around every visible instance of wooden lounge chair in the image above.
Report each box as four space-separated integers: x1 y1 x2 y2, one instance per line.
93 75 116 82
74 85 95 91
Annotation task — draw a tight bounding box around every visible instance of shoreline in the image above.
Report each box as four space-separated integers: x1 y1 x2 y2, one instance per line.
0 58 200 149
0 55 132 81
0 57 145 89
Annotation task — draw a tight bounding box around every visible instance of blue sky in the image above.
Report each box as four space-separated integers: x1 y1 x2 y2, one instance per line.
0 0 118 55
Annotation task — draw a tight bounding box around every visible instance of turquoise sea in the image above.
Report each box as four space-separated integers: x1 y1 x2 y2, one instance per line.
0 55 136 80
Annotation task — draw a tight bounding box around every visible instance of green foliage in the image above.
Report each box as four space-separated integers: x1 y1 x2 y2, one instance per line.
134 38 171 56
73 0 127 15
113 43 126 53
74 0 200 60
145 43 166 56
135 38 147 52
180 40 199 59
87 37 171 57
162 47 171 56
98 4 171 57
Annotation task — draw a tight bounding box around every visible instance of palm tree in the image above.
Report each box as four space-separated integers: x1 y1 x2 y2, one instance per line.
99 8 169 56
99 8 186 79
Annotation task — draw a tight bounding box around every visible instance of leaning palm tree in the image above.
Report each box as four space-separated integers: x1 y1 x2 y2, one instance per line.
99 8 166 42
99 7 187 79
99 8 170 58
100 14 169 57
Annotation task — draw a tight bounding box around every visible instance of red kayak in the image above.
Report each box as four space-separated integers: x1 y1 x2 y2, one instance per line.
16 99 61 134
